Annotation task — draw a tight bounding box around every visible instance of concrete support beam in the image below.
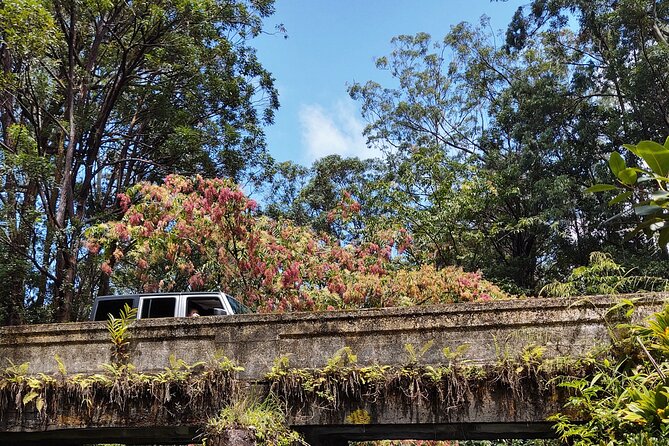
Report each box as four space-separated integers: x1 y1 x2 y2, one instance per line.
305 436 349 446
207 430 257 446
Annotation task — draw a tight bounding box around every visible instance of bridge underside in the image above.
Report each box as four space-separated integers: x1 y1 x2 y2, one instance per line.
299 422 557 445
0 422 556 445
0 426 199 446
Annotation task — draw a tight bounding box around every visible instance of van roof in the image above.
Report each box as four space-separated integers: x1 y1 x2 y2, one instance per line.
95 291 225 300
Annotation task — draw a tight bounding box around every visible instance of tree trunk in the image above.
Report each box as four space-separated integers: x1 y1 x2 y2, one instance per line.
53 4 78 323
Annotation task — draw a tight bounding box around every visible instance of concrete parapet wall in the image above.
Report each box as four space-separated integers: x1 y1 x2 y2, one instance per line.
0 294 666 379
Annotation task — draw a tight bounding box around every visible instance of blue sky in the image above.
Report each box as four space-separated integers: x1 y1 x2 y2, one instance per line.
254 0 527 166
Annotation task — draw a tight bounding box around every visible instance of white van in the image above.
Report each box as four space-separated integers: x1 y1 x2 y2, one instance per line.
90 292 249 321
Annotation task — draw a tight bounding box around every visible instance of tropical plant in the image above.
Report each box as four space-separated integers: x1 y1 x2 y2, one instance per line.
540 252 669 297
588 137 669 252
551 304 669 445
206 394 307 446
107 303 138 366
86 175 509 312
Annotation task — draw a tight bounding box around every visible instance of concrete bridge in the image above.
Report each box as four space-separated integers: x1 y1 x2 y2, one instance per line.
0 293 665 445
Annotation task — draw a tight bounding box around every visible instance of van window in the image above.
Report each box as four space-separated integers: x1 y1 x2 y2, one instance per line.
94 298 135 321
186 295 227 316
140 297 176 318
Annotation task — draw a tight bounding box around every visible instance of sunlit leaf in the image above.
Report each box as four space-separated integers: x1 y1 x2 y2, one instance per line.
609 151 626 176
625 141 669 177
585 184 618 193
609 191 632 206
22 391 38 405
617 167 638 186
651 191 669 202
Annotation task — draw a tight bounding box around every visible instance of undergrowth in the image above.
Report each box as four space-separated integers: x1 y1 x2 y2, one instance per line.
540 252 669 297
206 393 307 445
550 304 669 445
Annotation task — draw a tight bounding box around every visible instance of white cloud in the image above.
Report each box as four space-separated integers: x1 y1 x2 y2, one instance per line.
298 98 381 162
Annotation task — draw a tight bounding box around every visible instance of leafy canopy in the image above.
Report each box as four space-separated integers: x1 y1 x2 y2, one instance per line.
87 176 509 312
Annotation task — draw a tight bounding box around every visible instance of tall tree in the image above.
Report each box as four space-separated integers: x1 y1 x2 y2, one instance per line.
263 155 375 241
349 18 652 292
87 175 508 312
0 0 279 323
506 0 669 144
504 0 669 275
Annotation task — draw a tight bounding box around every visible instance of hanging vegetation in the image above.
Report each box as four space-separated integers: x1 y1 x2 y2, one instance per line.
0 310 242 431
266 344 598 424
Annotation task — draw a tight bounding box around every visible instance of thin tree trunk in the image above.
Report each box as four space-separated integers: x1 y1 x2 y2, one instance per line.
53 5 78 322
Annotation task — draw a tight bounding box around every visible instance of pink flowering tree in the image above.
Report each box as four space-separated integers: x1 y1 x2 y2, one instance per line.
86 175 508 311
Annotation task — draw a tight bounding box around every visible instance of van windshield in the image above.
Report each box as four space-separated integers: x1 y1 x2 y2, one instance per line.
228 295 251 314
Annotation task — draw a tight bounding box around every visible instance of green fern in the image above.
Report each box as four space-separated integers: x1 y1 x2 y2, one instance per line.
207 394 308 446
404 340 434 365
442 343 471 367
540 252 669 297
324 346 357 372
107 303 138 365
54 354 67 377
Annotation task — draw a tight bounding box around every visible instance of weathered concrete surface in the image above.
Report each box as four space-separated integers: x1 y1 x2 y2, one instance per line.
2 293 664 378
0 293 666 445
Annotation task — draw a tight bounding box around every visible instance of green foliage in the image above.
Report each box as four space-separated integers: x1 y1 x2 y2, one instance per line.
404 340 435 366
267 347 393 410
347 23 618 292
442 343 471 365
589 137 669 253
266 355 293 381
88 175 509 312
263 155 374 241
344 0 669 293
324 346 358 372
54 354 67 377
0 0 279 323
267 341 594 428
0 352 241 427
551 304 669 445
206 394 307 446
107 304 137 366
519 345 546 370
0 0 57 56
540 252 669 297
